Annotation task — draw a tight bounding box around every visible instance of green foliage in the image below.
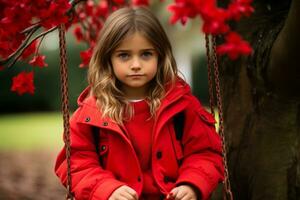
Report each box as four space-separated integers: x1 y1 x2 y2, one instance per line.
192 54 209 104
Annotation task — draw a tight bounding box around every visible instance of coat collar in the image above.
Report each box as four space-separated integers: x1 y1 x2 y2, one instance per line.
76 87 124 133
75 78 191 132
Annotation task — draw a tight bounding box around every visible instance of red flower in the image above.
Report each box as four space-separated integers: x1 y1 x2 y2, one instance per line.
0 66 4 71
0 40 12 59
217 32 252 60
200 4 229 34
168 0 229 34
168 0 198 25
74 26 84 42
29 55 48 68
85 0 95 16
40 0 71 28
11 71 35 95
95 1 109 17
132 0 150 6
79 47 93 68
228 0 254 20
113 0 126 5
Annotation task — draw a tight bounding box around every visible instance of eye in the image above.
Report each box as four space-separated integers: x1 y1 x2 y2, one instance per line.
117 53 129 60
141 51 153 59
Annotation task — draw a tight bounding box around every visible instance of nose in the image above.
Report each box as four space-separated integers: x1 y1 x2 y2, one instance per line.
130 57 141 71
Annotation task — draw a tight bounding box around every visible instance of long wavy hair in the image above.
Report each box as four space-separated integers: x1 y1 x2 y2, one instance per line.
88 7 178 124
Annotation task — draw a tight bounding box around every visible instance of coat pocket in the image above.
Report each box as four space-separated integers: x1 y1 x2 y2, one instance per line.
197 108 216 126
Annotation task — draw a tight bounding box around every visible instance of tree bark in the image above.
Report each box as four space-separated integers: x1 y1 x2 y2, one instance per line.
213 0 300 199
268 0 300 96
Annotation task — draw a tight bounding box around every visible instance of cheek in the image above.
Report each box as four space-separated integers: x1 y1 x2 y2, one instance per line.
154 58 159 72
111 60 123 75
150 61 158 77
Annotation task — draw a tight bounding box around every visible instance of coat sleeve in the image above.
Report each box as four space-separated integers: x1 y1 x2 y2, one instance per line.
175 97 224 200
54 107 125 200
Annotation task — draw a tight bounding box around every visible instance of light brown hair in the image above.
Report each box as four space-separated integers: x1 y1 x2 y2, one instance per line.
88 6 178 124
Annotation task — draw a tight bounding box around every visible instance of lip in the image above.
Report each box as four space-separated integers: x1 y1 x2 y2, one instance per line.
127 74 145 77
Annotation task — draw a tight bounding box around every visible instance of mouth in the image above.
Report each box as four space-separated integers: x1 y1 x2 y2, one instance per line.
127 74 145 77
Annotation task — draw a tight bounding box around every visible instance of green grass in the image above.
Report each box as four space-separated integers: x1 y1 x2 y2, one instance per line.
0 112 64 150
0 110 220 150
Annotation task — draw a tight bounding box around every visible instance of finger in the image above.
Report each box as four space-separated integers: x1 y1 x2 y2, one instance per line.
117 196 128 200
166 193 172 199
181 194 192 200
171 187 179 196
120 191 136 200
173 189 188 200
166 192 174 200
167 188 178 199
167 188 180 199
109 196 122 200
124 186 138 200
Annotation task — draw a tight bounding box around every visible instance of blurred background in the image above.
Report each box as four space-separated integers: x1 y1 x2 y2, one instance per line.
0 1 210 199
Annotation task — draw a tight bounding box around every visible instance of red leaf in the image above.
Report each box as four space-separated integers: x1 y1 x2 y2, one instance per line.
21 41 37 59
79 48 93 68
11 71 35 95
200 5 229 34
132 0 150 6
86 0 95 16
228 0 254 20
74 26 84 42
29 55 48 68
40 0 71 28
95 1 109 17
217 32 252 60
167 0 198 25
113 0 125 5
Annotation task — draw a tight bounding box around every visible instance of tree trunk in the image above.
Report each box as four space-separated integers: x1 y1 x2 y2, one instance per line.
213 1 300 199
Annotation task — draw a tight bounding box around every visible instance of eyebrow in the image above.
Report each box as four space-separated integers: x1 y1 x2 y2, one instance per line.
114 48 156 52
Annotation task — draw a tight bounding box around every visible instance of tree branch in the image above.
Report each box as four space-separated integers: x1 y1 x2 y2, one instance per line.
0 0 87 67
21 23 41 34
1 26 58 68
0 26 39 66
21 0 86 35
8 26 57 68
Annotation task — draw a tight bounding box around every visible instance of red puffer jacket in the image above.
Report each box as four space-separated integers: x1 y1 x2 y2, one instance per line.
55 80 224 200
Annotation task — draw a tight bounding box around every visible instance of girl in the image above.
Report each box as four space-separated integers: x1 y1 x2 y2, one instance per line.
55 7 224 200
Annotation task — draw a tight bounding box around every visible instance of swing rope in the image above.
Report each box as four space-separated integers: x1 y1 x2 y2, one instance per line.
58 22 233 200
58 24 73 200
205 34 215 115
205 34 233 200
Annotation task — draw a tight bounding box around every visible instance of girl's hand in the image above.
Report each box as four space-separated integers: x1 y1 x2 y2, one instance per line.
166 184 199 200
108 185 138 200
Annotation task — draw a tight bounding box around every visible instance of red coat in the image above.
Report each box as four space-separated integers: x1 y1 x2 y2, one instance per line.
55 80 224 200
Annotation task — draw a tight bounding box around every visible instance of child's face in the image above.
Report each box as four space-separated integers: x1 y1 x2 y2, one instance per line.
111 32 158 99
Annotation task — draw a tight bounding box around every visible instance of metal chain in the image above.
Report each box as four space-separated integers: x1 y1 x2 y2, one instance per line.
205 35 233 200
58 24 73 200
